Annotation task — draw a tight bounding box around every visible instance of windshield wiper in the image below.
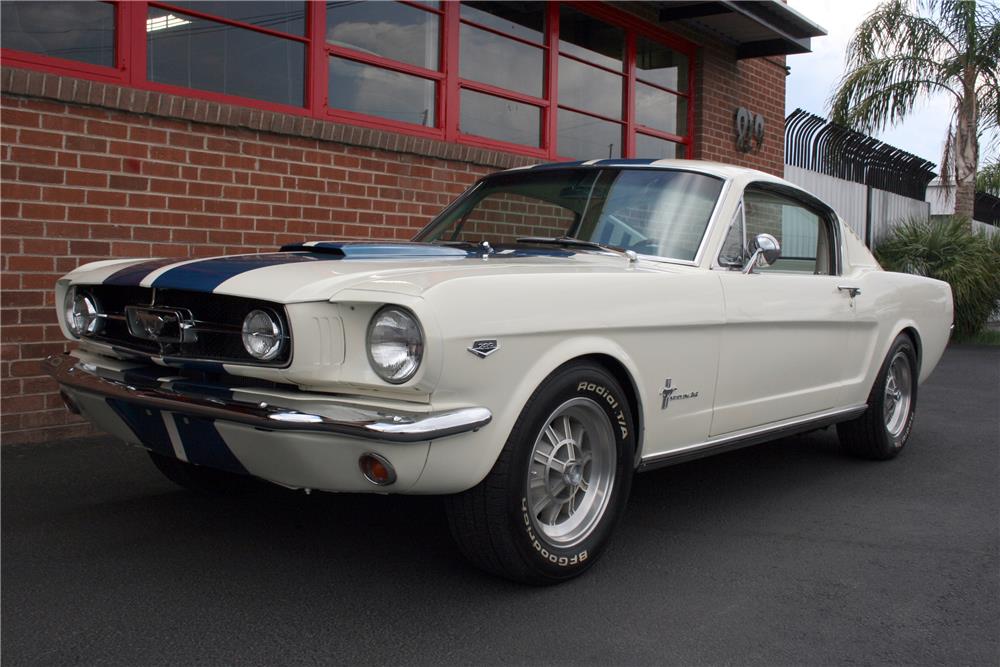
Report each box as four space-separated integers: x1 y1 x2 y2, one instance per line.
515 236 637 261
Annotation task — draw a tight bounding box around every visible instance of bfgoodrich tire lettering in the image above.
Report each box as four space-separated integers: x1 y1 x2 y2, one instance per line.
445 362 635 584
837 333 919 460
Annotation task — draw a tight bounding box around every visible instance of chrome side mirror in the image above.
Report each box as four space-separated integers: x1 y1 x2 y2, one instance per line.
742 233 781 274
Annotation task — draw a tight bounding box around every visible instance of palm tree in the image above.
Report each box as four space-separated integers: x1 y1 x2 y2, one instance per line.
830 0 999 220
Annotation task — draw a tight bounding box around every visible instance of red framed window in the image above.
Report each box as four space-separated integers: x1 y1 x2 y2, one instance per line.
1 0 696 160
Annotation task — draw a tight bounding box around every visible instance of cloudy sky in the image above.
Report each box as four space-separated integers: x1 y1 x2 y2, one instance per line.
785 0 997 169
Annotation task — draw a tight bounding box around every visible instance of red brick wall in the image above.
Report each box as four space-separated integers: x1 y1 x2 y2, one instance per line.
0 89 514 444
1 42 787 443
694 54 787 176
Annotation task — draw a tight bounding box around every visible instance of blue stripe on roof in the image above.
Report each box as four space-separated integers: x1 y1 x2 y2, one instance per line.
592 158 659 166
525 160 587 170
521 159 660 170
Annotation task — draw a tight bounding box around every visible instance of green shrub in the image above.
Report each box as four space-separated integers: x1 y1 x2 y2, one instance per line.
875 217 1000 337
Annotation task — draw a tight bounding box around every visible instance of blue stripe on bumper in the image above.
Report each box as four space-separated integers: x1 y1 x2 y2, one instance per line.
170 414 248 475
107 399 175 457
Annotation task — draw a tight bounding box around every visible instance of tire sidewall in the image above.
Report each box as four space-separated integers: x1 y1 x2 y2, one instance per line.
874 336 918 454
504 364 635 581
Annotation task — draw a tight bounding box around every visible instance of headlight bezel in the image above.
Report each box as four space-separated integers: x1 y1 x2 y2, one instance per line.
241 308 286 362
366 305 424 385
64 286 103 337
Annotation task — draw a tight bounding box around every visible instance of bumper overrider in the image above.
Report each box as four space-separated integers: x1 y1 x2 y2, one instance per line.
45 353 492 492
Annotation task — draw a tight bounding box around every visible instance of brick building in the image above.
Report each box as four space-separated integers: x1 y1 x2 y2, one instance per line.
0 0 823 444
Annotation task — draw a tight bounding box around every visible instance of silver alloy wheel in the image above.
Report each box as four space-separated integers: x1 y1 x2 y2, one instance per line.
526 397 616 548
883 350 913 438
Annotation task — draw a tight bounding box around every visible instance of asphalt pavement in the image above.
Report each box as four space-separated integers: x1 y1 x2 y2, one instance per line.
3 345 998 666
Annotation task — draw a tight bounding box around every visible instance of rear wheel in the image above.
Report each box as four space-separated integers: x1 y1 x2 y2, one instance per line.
147 451 253 494
445 362 635 584
838 333 918 460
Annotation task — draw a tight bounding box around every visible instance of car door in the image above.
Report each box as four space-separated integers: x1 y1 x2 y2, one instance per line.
710 183 857 436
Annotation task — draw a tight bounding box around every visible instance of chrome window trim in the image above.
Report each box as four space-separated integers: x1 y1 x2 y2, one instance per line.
414 167 730 268
711 181 843 276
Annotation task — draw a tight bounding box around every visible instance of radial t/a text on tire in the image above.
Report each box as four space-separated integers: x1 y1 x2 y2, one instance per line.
445 362 636 584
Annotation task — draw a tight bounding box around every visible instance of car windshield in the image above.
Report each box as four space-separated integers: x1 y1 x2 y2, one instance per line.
414 167 725 262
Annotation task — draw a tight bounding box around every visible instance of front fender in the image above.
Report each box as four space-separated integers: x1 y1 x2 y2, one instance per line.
411 334 646 494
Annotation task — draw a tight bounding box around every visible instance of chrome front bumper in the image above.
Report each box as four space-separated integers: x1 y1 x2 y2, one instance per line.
45 354 491 443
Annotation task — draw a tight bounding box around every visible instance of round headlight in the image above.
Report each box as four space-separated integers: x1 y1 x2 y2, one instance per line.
241 309 284 361
367 306 423 384
64 287 103 337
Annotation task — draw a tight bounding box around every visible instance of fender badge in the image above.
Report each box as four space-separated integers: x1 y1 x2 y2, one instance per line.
661 378 698 410
468 339 500 358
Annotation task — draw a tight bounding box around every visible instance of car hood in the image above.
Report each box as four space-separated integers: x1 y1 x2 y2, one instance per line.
67 242 693 302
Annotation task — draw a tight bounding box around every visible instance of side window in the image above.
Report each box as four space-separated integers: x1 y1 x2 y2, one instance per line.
743 188 835 275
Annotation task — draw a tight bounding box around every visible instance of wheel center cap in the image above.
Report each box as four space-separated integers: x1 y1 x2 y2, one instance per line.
564 463 583 487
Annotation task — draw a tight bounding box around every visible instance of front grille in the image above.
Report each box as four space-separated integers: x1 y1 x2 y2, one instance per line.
77 285 291 366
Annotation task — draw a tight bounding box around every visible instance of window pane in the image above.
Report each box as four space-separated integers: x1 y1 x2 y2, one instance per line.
558 6 623 71
557 109 622 160
438 191 578 245
636 37 688 92
558 56 621 119
330 57 436 127
326 1 439 70
460 2 544 43
594 170 722 260
744 190 831 274
460 24 543 97
147 7 304 107
169 2 305 36
460 89 540 147
1 1 114 67
635 83 688 136
635 134 685 159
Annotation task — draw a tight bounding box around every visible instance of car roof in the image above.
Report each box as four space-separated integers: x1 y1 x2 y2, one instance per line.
505 158 790 186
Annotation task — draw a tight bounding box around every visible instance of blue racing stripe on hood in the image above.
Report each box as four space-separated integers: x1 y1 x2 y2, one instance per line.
150 252 331 292
280 242 473 257
104 258 182 286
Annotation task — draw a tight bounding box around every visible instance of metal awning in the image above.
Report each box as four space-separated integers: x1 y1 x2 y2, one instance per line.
650 1 827 58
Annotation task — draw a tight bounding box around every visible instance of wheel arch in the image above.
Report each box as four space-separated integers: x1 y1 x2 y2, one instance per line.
574 353 644 467
899 325 923 374
415 336 648 494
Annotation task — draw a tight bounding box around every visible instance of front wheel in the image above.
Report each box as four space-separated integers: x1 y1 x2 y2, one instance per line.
445 362 635 584
837 333 918 460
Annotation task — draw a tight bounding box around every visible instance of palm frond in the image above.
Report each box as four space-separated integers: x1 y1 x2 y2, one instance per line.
830 58 958 133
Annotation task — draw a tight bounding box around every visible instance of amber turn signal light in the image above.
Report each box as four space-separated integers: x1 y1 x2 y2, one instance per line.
359 453 397 486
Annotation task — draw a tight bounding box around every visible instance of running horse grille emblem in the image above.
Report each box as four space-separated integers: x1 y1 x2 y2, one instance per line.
125 306 188 344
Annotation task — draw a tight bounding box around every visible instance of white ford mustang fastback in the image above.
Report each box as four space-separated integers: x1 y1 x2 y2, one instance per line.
49 159 952 584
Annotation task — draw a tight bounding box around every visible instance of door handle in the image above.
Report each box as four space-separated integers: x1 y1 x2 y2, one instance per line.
837 285 861 298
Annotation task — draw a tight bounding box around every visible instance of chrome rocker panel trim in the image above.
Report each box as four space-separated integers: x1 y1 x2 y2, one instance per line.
45 354 492 444
638 403 868 471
